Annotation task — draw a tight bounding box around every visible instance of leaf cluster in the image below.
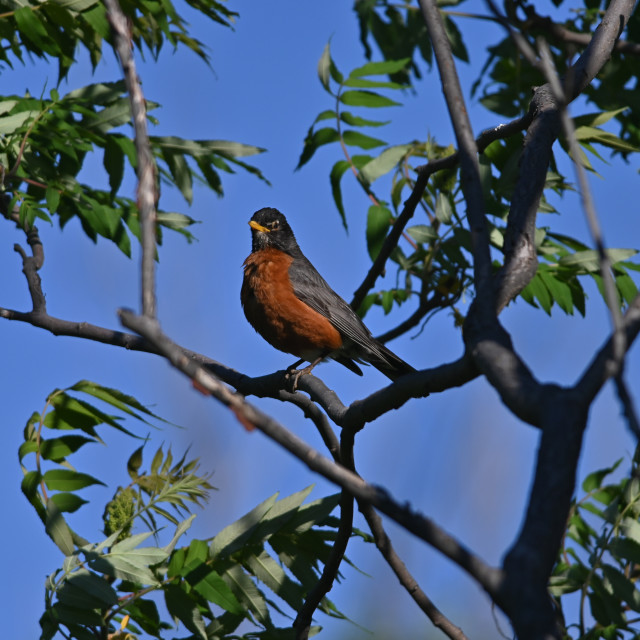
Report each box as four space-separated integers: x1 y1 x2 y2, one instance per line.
0 0 268 256
551 448 640 638
20 383 353 640
0 81 266 255
0 0 236 79
297 10 639 330
472 0 640 151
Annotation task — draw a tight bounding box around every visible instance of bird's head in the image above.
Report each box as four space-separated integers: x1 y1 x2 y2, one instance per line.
248 208 300 255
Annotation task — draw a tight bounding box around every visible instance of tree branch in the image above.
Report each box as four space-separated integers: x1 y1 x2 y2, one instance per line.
119 308 503 601
14 226 46 314
418 0 493 316
294 430 356 639
105 0 158 318
359 502 469 640
517 6 640 57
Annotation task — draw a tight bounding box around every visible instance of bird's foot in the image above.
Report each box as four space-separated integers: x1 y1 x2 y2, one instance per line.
285 364 313 392
284 357 322 392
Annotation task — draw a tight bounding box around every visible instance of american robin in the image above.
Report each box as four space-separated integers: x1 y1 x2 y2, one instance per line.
241 207 415 380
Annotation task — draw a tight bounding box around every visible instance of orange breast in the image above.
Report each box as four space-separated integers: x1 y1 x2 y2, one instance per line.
241 248 343 359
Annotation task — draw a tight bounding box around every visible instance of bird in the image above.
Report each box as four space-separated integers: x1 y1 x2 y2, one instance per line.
241 207 415 381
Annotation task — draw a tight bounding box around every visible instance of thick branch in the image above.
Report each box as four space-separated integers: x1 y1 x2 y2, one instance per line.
500 387 587 640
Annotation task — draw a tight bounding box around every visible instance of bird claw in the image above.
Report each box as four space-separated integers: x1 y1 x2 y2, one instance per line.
285 365 313 392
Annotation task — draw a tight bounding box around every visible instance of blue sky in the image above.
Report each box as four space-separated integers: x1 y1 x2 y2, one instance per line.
2 1 639 638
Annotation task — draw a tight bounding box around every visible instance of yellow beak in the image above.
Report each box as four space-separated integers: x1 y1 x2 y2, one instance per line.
249 220 270 233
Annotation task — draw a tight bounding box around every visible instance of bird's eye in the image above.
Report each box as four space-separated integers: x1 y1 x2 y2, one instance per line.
269 220 280 230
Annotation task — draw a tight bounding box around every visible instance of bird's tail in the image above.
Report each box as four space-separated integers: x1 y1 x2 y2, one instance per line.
368 342 415 381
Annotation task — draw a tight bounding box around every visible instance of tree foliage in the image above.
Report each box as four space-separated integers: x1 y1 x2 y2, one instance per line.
3 0 640 639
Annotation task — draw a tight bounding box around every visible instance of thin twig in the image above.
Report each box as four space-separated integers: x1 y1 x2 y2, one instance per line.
14 226 46 313
418 0 493 317
293 488 354 639
614 374 640 440
517 6 640 57
360 502 469 640
537 38 625 376
105 0 158 318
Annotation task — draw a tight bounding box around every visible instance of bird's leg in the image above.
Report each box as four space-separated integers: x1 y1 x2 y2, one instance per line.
285 355 325 391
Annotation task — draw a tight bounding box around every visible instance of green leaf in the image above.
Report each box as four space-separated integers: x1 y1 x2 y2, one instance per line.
329 160 351 229
538 270 574 314
296 127 340 169
164 584 207 640
340 112 389 128
615 271 638 304
14 7 57 55
602 563 640 612
349 58 411 78
573 107 628 128
281 493 341 533
50 492 88 513
317 42 332 92
45 187 61 214
222 563 270 625
70 380 163 424
103 136 125 196
343 78 406 89
313 109 336 124
609 537 640 565
163 151 193 204
248 486 315 543
45 499 75 556
110 531 155 554
122 597 162 637
435 192 453 224
360 144 411 184
186 564 244 614
43 469 105 491
574 125 639 153
443 15 469 62
521 273 553 314
558 249 638 272
87 552 159 585
164 514 196 555
407 225 437 244
582 459 623 492
40 435 95 461
381 289 394 314
45 392 136 437
621 517 640 545
340 90 401 108
157 211 198 234
53 0 101 11
62 570 118 609
366 204 392 261
127 445 143 479
244 550 303 610
342 130 387 150
210 494 278 558
0 110 40 134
